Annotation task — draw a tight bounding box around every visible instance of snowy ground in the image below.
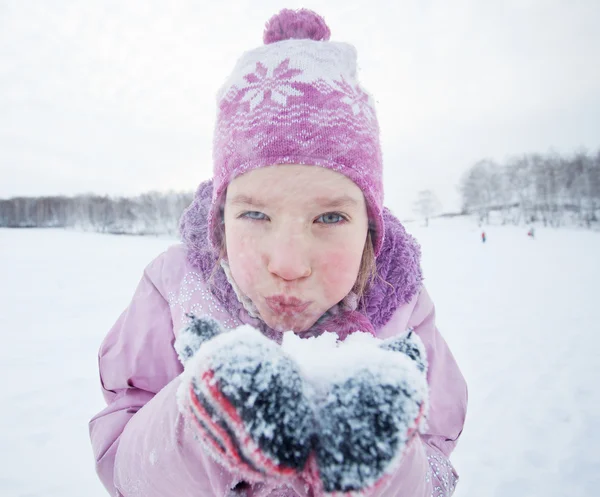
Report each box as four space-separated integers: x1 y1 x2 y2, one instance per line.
1 219 599 497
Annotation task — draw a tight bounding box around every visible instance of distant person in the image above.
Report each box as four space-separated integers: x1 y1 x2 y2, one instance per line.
528 227 535 238
482 231 487 243
89 9 467 497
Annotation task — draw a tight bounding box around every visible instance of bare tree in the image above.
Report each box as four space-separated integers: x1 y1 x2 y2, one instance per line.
0 191 194 235
459 149 600 229
413 190 442 227
460 159 500 223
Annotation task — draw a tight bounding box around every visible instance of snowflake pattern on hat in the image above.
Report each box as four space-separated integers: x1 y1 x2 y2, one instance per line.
335 76 376 119
240 60 304 111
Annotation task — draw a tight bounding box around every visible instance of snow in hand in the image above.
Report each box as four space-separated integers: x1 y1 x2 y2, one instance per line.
1 217 599 496
176 318 428 493
283 331 428 493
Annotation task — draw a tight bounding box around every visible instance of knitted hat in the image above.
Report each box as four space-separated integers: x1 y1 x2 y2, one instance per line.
209 8 385 255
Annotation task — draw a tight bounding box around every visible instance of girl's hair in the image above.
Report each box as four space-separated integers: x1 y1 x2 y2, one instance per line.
352 230 377 300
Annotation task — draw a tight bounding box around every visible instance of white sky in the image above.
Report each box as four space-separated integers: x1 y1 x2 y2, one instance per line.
1 0 599 217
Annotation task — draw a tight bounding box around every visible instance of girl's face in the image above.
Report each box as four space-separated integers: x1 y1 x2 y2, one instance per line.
224 165 369 332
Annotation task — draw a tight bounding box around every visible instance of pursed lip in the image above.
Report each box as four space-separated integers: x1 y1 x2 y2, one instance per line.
264 295 311 315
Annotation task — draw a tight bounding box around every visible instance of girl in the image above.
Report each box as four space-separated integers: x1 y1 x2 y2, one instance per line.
90 9 467 497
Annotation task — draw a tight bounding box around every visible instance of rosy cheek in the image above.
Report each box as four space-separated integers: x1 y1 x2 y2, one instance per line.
227 233 261 293
317 249 361 302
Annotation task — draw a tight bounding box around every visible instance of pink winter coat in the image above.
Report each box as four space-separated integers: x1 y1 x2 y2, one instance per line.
89 181 467 497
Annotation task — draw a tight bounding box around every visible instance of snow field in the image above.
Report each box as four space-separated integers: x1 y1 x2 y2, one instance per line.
1 219 598 496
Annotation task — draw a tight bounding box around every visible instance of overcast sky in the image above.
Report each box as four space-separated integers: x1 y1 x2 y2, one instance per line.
2 0 599 217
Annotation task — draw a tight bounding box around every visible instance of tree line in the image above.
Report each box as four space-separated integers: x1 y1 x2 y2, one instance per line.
0 191 193 236
460 149 600 227
3 149 599 235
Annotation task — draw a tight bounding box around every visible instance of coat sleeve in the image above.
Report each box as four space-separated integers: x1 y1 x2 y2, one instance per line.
377 287 468 497
88 253 239 497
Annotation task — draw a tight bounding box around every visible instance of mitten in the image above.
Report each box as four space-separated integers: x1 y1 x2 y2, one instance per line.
380 329 428 373
310 330 429 496
175 315 315 483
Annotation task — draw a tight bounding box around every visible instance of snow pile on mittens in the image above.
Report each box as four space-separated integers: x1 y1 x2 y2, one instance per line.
175 315 429 495
282 331 429 494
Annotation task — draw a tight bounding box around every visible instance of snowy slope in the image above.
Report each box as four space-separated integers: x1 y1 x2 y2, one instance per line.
410 219 600 497
1 219 598 496
0 229 173 497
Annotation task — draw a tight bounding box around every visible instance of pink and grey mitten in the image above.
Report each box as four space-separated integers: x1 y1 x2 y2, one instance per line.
309 330 429 496
175 315 314 483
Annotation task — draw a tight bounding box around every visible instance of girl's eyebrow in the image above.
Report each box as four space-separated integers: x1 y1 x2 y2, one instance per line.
228 194 267 208
229 194 358 209
314 195 359 208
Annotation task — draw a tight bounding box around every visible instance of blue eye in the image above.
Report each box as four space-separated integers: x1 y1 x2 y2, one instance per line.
241 211 268 221
316 213 346 224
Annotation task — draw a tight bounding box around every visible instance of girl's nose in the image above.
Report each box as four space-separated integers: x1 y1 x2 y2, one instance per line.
266 232 312 282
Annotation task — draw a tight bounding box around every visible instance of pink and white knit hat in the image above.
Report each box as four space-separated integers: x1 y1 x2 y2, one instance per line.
209 8 385 255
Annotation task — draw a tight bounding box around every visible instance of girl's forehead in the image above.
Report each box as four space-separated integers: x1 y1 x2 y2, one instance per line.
227 164 363 201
